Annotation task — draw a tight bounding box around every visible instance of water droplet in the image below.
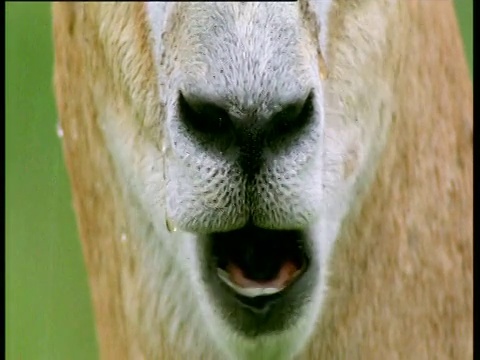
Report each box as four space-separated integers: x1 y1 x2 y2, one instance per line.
56 122 64 138
166 217 177 233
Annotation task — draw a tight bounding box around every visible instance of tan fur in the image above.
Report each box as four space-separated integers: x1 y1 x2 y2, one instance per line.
53 1 472 359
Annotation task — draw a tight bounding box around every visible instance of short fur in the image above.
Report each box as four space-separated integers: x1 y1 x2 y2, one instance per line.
52 1 472 359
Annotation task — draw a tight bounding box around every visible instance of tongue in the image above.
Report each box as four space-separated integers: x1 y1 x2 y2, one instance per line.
226 260 300 289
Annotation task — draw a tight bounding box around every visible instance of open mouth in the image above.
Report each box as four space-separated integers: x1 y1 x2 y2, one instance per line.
213 227 308 301
202 226 315 335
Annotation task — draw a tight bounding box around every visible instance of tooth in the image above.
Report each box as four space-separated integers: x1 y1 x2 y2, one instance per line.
217 269 285 298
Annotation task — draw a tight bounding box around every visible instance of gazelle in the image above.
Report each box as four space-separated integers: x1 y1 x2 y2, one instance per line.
52 1 472 359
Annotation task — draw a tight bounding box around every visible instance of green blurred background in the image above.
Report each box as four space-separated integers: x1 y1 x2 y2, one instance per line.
5 2 473 359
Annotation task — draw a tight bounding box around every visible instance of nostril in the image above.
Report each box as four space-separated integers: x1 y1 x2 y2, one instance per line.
178 91 233 138
267 91 315 142
177 90 315 173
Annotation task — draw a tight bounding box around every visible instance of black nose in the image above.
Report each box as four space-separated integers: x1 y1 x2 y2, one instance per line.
177 91 314 174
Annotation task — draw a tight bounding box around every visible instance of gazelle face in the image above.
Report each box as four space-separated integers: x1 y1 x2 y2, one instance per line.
149 2 330 355
54 0 472 357
98 0 391 358
142 1 330 357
